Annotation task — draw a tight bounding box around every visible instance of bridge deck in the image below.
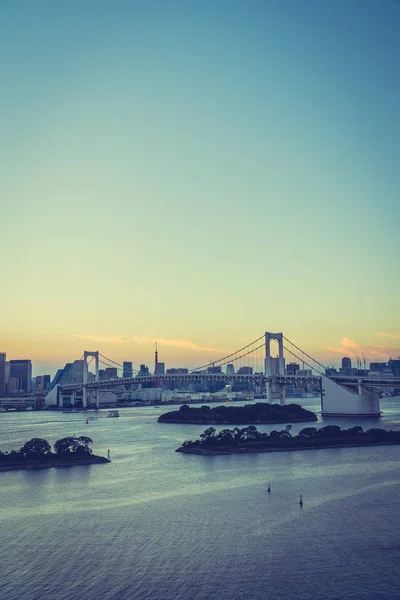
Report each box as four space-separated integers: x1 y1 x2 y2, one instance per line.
59 373 400 393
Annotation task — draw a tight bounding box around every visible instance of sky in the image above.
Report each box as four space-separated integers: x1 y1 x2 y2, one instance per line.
0 0 399 376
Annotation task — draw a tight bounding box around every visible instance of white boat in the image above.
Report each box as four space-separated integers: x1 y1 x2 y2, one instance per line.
107 410 119 418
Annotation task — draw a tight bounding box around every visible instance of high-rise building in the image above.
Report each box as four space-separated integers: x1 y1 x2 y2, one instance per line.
7 377 21 394
123 361 133 378
269 357 285 375
155 362 165 375
104 367 118 379
369 362 386 373
35 376 43 392
0 353 6 397
286 362 300 376
388 358 400 377
226 364 235 375
139 364 149 376
237 366 253 374
34 375 51 392
10 359 32 392
342 357 352 369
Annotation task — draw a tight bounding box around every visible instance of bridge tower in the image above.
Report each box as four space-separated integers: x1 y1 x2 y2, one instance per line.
264 332 286 405
83 351 100 409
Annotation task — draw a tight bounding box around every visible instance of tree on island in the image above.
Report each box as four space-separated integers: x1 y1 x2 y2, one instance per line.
54 436 93 456
178 424 400 452
20 438 51 459
200 428 217 445
298 427 318 438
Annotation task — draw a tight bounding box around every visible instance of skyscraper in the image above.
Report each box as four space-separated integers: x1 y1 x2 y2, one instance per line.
0 353 6 397
123 361 133 378
104 367 118 379
342 357 352 369
10 359 32 392
286 362 300 376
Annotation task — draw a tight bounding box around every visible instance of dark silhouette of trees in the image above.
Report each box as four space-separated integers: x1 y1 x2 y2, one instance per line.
20 438 51 459
200 428 217 444
54 436 93 456
315 425 342 438
177 424 400 453
343 426 364 437
0 436 106 468
159 402 318 424
298 427 318 438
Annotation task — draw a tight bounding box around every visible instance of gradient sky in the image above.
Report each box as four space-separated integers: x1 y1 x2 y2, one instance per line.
1 0 399 375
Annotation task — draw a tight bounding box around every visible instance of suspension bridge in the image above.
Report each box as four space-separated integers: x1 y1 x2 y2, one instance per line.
53 332 400 417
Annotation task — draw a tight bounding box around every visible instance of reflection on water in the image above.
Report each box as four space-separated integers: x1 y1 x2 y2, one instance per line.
0 398 399 600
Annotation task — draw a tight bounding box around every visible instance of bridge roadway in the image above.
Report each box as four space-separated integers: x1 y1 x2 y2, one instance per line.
60 373 322 392
329 375 400 389
59 373 400 393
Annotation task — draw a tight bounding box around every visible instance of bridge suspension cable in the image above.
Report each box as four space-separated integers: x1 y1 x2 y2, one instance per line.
283 345 325 377
212 343 265 371
190 335 265 372
98 353 123 368
98 354 140 375
283 336 329 374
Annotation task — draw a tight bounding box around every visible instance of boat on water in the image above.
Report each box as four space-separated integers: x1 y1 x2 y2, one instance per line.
107 410 119 418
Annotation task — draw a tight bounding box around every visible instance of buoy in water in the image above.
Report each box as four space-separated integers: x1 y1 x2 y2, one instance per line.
267 483 271 493
299 494 303 507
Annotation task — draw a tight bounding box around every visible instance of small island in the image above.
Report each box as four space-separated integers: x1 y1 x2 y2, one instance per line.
158 402 318 425
176 425 400 455
0 436 110 471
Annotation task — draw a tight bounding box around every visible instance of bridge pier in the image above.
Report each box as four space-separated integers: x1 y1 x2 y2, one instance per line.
265 333 286 405
266 381 272 404
82 350 100 410
82 387 88 409
321 375 381 417
279 384 286 406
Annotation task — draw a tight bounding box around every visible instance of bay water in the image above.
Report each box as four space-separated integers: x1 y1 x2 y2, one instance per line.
1 398 399 600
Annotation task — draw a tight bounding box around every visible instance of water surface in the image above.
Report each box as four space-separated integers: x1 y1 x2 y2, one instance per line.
1 398 399 600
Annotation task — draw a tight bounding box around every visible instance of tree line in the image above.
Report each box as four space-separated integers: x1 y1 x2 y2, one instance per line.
0 436 93 463
180 425 400 449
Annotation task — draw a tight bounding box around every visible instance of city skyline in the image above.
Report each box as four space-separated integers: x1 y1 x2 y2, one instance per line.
1 330 400 379
1 1 399 375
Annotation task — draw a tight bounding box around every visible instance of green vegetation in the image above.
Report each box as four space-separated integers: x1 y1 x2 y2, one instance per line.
177 425 400 454
0 436 109 470
158 402 318 425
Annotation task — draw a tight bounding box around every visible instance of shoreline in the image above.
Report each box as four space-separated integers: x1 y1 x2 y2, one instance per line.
0 455 110 472
176 440 400 455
